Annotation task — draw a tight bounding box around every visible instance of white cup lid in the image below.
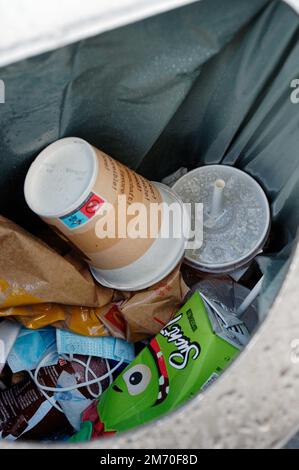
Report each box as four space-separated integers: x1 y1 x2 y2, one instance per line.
24 137 97 218
173 165 270 272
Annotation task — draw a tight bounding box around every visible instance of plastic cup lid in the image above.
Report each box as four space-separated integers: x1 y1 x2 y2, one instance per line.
172 165 270 272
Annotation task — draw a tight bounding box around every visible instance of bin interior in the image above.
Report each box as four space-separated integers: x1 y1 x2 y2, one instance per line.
0 0 299 438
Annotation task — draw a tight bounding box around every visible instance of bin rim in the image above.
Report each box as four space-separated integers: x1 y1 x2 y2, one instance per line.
0 0 198 68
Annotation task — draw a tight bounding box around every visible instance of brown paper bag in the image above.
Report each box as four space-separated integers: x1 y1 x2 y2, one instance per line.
0 215 112 308
8 264 188 341
117 265 189 342
0 216 188 341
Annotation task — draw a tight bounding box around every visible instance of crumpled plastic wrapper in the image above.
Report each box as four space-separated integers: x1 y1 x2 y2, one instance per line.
0 216 188 342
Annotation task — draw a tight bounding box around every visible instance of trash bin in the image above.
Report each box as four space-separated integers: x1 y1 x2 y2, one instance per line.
1 0 299 449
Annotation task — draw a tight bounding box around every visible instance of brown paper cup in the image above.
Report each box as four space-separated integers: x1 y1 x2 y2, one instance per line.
24 138 187 290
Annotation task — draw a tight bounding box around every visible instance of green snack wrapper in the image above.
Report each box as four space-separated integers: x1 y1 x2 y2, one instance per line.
70 291 247 441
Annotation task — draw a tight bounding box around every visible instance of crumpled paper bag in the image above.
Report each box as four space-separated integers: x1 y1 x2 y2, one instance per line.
0 216 188 342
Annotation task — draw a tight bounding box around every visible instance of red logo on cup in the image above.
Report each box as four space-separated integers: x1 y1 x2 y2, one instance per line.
81 193 105 219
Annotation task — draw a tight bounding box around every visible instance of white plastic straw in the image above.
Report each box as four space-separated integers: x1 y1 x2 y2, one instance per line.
236 276 264 316
210 179 225 218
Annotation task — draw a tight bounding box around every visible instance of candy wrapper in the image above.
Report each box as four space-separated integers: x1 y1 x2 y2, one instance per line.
70 291 249 441
0 216 187 342
0 355 120 441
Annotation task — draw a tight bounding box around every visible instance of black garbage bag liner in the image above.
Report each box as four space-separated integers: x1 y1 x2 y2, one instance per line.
0 0 298 321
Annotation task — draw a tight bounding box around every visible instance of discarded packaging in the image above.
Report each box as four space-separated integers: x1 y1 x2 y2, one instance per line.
24 137 187 291
3 266 187 342
0 215 112 308
0 215 187 341
0 167 261 443
190 278 260 333
173 165 270 273
0 355 123 440
0 320 21 374
0 373 72 441
70 291 248 441
114 264 189 342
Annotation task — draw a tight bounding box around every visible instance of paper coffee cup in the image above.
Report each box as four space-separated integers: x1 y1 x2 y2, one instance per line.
24 137 187 290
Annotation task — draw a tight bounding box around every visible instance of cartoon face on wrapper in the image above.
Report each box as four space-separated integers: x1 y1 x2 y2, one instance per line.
70 292 243 441
98 337 169 432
